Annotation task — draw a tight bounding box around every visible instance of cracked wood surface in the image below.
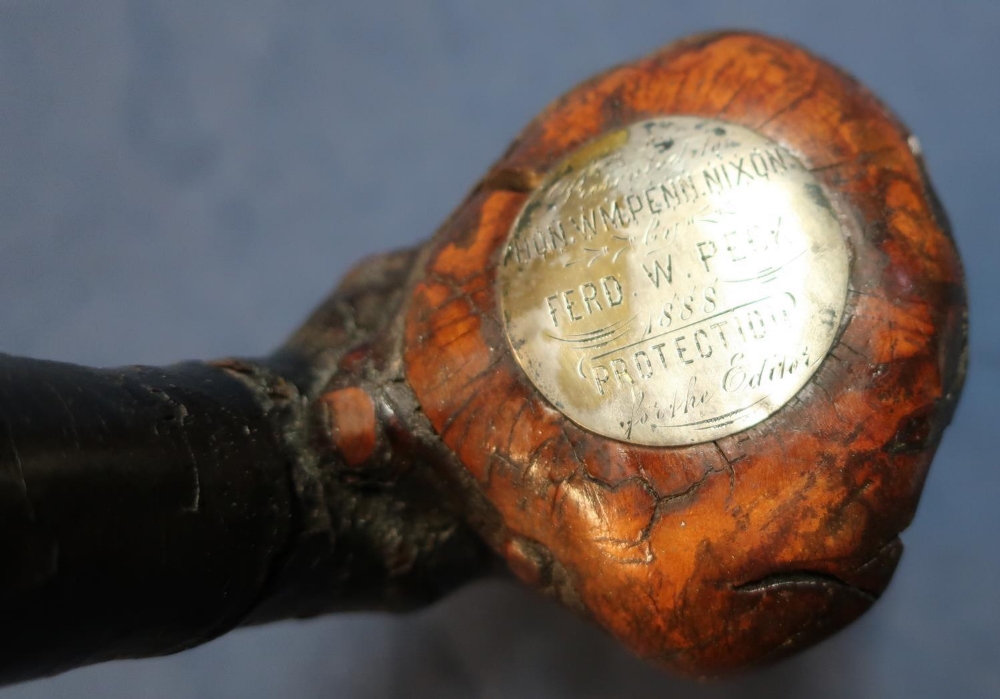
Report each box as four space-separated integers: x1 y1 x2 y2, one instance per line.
403 31 967 674
0 30 966 683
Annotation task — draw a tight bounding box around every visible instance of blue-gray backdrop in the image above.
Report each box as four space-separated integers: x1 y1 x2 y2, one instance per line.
0 2 996 698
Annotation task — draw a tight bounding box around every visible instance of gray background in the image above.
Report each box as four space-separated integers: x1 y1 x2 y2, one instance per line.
0 1 996 698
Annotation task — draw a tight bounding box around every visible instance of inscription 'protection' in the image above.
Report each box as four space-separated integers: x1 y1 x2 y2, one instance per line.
498 117 849 446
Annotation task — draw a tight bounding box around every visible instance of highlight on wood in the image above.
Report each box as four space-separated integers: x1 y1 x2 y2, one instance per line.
0 31 967 683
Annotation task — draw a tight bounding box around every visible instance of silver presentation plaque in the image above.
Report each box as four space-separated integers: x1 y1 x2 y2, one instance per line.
498 117 850 446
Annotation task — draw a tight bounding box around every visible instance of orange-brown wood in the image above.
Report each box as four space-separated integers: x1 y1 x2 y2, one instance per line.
400 31 966 675
321 387 378 467
0 30 968 685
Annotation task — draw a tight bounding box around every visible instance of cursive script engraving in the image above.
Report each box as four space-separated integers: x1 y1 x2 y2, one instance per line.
498 117 850 446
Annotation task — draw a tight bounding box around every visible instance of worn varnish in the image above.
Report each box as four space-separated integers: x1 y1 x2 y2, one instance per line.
0 31 966 682
401 32 966 674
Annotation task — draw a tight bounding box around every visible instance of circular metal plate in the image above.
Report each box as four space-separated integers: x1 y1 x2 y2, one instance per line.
498 117 849 446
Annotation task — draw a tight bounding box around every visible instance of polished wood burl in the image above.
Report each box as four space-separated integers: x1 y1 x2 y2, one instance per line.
0 31 966 683
402 31 966 674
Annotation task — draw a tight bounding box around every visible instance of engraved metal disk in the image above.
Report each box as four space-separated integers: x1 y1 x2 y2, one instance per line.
498 117 849 446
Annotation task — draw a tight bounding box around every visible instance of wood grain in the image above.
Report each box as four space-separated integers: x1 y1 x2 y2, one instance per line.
0 30 965 682
401 31 966 674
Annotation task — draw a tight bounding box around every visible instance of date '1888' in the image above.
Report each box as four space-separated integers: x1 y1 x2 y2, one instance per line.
498 117 849 446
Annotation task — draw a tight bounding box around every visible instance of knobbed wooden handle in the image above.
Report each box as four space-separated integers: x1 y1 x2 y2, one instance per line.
401 30 966 673
0 31 966 682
